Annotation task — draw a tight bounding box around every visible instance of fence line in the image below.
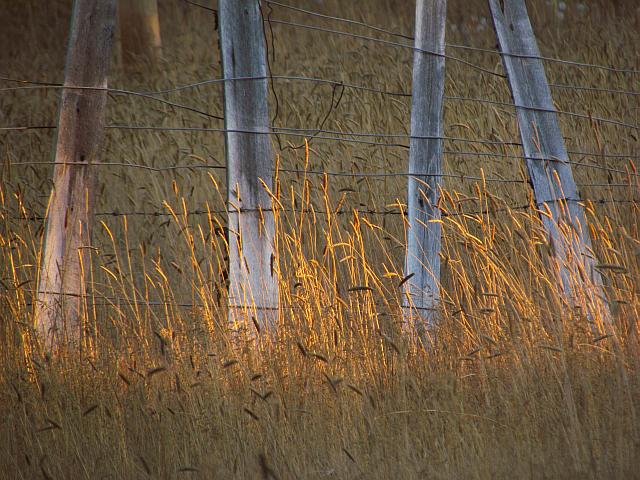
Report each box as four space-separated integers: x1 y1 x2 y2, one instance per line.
4 157 639 185
11 290 405 314
4 197 637 224
2 0 638 338
2 78 638 134
5 72 639 101
3 122 640 162
548 83 640 97
3 118 640 163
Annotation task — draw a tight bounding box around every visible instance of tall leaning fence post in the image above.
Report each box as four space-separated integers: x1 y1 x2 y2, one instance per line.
218 0 279 336
404 0 447 338
35 0 117 351
489 0 610 329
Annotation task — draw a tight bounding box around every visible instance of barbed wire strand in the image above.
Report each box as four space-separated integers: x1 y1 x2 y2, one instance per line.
4 197 636 224
3 157 638 190
3 119 639 167
4 149 639 180
99 73 640 100
2 78 637 133
2 75 638 131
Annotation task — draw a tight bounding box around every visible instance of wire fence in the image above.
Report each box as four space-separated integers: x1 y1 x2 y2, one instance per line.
1 0 638 313
0 3 637 207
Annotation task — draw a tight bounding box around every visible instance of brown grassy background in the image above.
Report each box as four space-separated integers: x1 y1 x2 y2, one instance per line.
0 0 639 478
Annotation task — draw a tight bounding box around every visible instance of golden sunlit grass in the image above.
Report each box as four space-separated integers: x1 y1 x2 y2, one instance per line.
1 0 639 478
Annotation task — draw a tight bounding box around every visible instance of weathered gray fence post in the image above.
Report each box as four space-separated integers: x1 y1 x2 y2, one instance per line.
404 0 447 336
118 0 162 64
218 0 278 335
35 0 116 351
489 0 610 327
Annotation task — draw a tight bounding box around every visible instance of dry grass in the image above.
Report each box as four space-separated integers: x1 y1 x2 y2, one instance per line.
1 0 639 478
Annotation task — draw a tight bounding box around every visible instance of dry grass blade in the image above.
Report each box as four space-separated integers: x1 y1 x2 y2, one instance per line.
82 404 99 417
244 407 260 421
146 366 167 378
118 373 131 386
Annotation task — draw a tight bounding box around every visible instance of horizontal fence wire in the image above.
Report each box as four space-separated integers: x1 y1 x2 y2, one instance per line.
4 198 637 224
3 121 640 159
2 76 638 132
12 288 307 310
10 291 416 314
5 72 639 101
3 297 516 315
4 118 640 161
3 158 639 186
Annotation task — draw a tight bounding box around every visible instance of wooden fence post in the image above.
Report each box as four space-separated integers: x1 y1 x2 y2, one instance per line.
118 0 162 64
218 0 278 335
35 0 116 351
404 0 447 336
489 0 610 327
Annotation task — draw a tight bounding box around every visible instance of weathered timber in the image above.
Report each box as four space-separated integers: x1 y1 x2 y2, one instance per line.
489 0 610 328
219 0 278 335
404 0 447 335
35 0 116 350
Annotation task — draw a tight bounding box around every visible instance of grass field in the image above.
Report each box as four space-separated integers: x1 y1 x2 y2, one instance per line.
1 0 639 478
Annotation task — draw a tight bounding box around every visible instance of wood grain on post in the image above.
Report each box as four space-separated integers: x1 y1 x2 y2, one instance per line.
118 0 162 63
404 0 447 335
489 0 610 328
35 0 116 351
218 0 278 335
